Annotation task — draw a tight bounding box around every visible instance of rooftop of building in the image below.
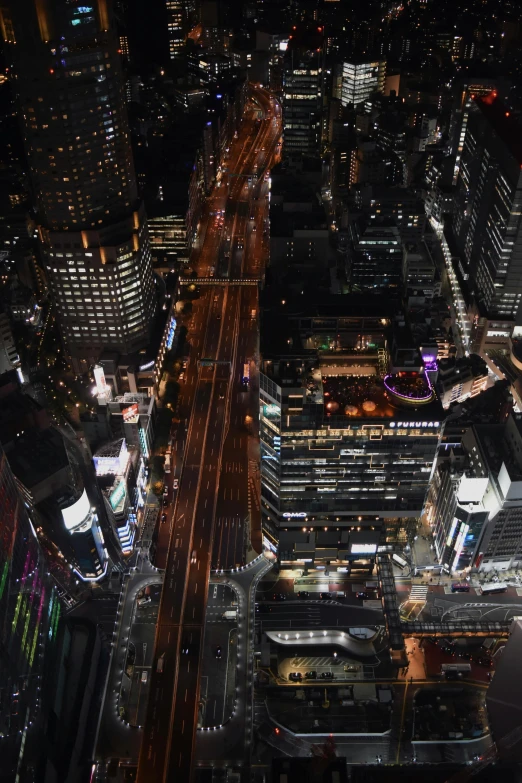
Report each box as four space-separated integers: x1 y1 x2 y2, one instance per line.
474 94 522 166
8 427 70 489
94 438 126 460
260 293 399 359
474 418 522 481
0 385 51 447
261 305 443 421
438 353 488 380
322 369 439 420
270 207 329 237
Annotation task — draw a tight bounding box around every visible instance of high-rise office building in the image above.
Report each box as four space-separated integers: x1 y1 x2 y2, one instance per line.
282 28 324 157
454 95 522 326
0 442 61 778
427 413 522 574
166 0 196 59
260 303 443 551
340 58 386 107
349 223 404 290
1 0 155 369
166 0 184 57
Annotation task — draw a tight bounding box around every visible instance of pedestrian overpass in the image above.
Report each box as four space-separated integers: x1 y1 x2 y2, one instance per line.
401 620 511 638
179 277 259 286
376 555 512 660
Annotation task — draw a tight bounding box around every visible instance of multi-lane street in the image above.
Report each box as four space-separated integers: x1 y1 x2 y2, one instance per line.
136 86 281 783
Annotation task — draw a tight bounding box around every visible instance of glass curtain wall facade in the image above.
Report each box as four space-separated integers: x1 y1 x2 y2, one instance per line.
454 96 522 323
283 46 323 156
0 445 59 779
260 370 442 543
0 0 155 368
341 60 386 107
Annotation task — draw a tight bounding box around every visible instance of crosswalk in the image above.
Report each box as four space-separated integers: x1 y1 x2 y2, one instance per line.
224 461 244 473
409 585 428 602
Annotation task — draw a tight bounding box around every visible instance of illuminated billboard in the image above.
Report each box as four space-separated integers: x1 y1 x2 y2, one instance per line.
122 403 139 423
94 364 107 395
62 489 92 532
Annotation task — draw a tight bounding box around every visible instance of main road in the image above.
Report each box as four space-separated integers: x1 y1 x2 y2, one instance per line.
136 86 281 783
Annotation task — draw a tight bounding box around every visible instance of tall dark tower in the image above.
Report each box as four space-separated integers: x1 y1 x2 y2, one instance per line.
0 0 155 370
0 443 60 779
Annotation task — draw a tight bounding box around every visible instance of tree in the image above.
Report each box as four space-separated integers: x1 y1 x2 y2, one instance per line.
152 481 164 496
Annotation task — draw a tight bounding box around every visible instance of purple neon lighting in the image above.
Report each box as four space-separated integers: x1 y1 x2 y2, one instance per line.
383 373 434 402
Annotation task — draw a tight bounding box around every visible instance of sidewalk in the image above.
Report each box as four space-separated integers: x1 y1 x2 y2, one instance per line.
398 638 426 681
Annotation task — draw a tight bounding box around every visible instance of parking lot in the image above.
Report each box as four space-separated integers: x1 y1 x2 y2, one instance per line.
265 683 394 735
278 652 379 682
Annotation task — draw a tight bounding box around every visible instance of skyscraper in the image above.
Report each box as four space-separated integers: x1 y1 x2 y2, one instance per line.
0 0 155 370
282 28 324 157
340 58 386 107
0 442 59 778
454 95 522 325
166 0 196 59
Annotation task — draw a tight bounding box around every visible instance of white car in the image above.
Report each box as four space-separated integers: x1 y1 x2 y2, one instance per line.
191 550 197 564
173 478 179 490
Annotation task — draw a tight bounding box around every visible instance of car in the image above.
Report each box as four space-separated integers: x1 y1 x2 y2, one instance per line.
216 314 221 320
173 479 179 490
250 215 255 220
141 670 148 684
356 592 368 600
289 672 302 681
215 646 222 659
444 670 462 680
191 550 197 563
11 698 19 717
161 513 167 523
272 593 286 601
305 671 317 679
256 603 271 613
252 224 256 231
320 672 334 679
319 592 331 600
179 372 185 381
138 596 151 608
297 591 309 599
182 359 188 369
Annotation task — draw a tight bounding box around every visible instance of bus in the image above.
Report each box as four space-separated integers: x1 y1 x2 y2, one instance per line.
392 554 408 570
480 582 508 595
441 663 471 679
451 582 470 593
242 363 250 385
